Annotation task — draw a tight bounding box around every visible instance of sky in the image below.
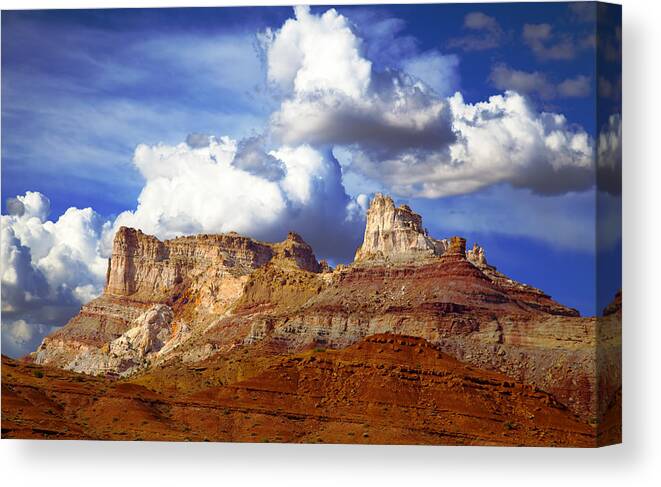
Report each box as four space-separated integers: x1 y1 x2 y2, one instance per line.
1 2 622 357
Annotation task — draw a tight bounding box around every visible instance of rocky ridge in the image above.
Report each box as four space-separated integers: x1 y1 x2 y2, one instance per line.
28 193 620 434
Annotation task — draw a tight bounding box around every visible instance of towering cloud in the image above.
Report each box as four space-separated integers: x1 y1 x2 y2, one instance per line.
262 6 456 154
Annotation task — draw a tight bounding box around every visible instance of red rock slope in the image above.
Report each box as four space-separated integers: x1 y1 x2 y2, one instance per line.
2 334 599 446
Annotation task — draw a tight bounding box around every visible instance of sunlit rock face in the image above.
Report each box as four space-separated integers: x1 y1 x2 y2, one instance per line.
354 193 450 262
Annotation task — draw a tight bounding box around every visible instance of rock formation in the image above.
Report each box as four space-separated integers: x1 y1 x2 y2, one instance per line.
33 228 322 372
107 227 320 299
45 305 189 377
467 242 488 268
23 193 620 444
354 193 449 261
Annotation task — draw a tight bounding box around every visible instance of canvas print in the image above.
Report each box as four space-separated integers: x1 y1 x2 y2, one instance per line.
1 2 621 447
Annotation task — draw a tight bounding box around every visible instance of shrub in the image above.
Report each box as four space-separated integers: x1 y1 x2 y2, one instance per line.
32 370 44 379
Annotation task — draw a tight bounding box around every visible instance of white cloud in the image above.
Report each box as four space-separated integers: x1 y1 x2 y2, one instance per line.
490 64 556 99
345 11 416 68
523 23 573 60
110 136 364 261
569 3 596 23
1 192 108 309
345 91 594 198
1 192 109 356
263 6 455 154
262 6 371 99
1 319 57 359
1 135 366 356
345 193 369 222
261 8 595 200
4 319 32 345
111 137 285 241
232 135 285 181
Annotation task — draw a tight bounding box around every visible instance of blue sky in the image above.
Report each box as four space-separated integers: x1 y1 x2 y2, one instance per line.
1 3 621 356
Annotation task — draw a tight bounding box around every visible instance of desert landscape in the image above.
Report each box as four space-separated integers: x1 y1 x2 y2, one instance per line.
1 4 622 449
1 194 621 446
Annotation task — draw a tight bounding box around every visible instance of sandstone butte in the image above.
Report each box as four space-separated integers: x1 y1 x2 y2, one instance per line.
1 193 621 446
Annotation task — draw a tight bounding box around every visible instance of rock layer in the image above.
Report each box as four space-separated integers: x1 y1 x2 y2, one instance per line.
3 335 603 446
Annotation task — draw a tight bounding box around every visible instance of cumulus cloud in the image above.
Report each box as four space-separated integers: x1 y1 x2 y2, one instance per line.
490 64 591 99
344 8 460 97
263 6 455 155
2 138 365 356
109 136 364 261
345 11 417 68
262 6 371 98
448 12 504 51
186 132 212 148
1 192 109 356
569 2 596 23
346 91 594 198
6 197 26 217
259 8 596 200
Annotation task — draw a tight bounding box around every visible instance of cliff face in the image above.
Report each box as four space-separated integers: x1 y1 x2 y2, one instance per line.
33 228 322 371
354 193 449 261
106 227 319 299
29 194 620 431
